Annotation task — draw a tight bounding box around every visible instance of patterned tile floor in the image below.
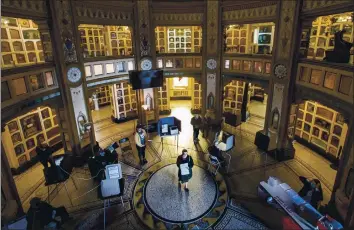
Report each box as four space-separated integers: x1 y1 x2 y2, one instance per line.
13 102 340 229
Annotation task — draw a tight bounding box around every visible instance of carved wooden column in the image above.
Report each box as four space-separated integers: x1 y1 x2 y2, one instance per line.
203 0 222 118
134 0 159 126
256 0 302 159
48 0 94 155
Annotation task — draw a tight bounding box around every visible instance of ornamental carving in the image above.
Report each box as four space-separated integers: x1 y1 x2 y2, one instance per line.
137 1 151 58
222 4 277 22
1 0 47 15
58 0 78 63
75 6 133 21
274 64 287 79
207 0 218 55
153 13 203 23
302 0 351 12
277 0 296 60
271 83 284 118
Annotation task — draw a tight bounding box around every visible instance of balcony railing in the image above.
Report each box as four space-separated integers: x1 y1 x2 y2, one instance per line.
296 59 354 104
2 65 59 109
156 54 202 71
222 55 272 78
84 58 135 82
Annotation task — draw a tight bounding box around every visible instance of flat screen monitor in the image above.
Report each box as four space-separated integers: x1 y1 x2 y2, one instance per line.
129 70 164 90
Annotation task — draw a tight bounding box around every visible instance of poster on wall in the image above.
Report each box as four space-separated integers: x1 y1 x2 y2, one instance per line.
70 85 88 140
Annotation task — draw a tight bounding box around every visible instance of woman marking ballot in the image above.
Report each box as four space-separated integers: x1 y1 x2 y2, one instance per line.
176 149 194 192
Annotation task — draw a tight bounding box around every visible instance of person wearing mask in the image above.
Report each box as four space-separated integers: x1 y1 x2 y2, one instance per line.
190 114 203 142
36 136 54 170
202 110 216 139
298 176 323 210
26 197 70 230
176 149 194 192
135 124 148 165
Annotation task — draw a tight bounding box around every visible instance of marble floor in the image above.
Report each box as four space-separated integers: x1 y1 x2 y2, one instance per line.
10 100 340 229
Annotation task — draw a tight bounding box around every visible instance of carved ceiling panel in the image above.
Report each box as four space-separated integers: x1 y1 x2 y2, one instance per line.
222 4 277 22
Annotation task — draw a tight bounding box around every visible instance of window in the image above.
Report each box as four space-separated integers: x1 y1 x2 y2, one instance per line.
94 64 103 75
339 75 352 95
323 72 336 89
29 73 45 91
84 66 92 77
106 63 115 74
310 69 322 85
225 60 230 69
12 77 27 96
345 168 354 198
127 61 134 71
173 77 188 88
45 71 54 86
117 62 125 72
157 59 163 68
1 81 11 102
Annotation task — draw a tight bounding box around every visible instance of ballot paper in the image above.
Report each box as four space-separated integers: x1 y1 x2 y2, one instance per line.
180 163 189 175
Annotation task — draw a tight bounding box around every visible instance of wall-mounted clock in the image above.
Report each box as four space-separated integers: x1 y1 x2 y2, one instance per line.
67 67 82 83
207 59 217 70
274 64 287 79
141 58 152 70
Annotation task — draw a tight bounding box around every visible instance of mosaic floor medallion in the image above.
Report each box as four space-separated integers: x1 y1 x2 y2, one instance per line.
133 160 228 229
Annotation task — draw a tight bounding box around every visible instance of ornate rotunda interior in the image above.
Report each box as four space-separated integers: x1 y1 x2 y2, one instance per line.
1 1 354 229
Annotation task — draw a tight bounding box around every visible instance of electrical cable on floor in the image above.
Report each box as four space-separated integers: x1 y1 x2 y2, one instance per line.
72 184 101 201
59 166 105 181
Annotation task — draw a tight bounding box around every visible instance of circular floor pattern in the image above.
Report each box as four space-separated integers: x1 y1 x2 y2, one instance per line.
134 160 228 229
144 164 217 223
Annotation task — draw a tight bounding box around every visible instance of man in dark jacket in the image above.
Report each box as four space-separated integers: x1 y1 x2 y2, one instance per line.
190 114 203 142
36 136 54 169
26 197 70 230
298 176 323 210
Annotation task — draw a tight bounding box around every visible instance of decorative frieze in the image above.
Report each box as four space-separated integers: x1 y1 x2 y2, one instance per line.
276 0 296 61
75 5 133 21
302 0 352 12
1 0 47 16
222 4 277 22
207 1 218 55
153 13 203 24
137 0 151 58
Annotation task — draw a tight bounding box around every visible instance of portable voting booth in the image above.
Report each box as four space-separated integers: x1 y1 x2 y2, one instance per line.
157 117 181 150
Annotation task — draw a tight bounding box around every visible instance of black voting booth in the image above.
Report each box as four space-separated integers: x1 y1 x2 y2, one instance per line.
44 154 77 205
157 117 181 150
88 142 119 182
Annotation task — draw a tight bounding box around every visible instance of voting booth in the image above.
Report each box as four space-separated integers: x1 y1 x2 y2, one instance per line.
157 117 181 150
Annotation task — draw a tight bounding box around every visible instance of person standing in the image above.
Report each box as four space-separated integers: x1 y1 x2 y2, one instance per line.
203 110 216 138
298 176 323 210
190 114 203 142
36 136 54 170
135 124 148 165
176 149 194 192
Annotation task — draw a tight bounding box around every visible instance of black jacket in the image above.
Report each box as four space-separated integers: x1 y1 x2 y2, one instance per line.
298 176 323 209
26 202 54 230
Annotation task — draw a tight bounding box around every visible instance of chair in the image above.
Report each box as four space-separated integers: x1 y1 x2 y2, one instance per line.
98 178 125 230
208 154 224 175
118 138 133 157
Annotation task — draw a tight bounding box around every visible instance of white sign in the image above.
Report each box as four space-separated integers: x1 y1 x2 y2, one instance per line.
70 85 88 139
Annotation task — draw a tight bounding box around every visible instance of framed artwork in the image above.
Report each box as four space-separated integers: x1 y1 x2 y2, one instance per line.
20 114 42 138
26 138 35 149
15 144 25 156
8 121 19 133
11 133 22 144
41 108 50 119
